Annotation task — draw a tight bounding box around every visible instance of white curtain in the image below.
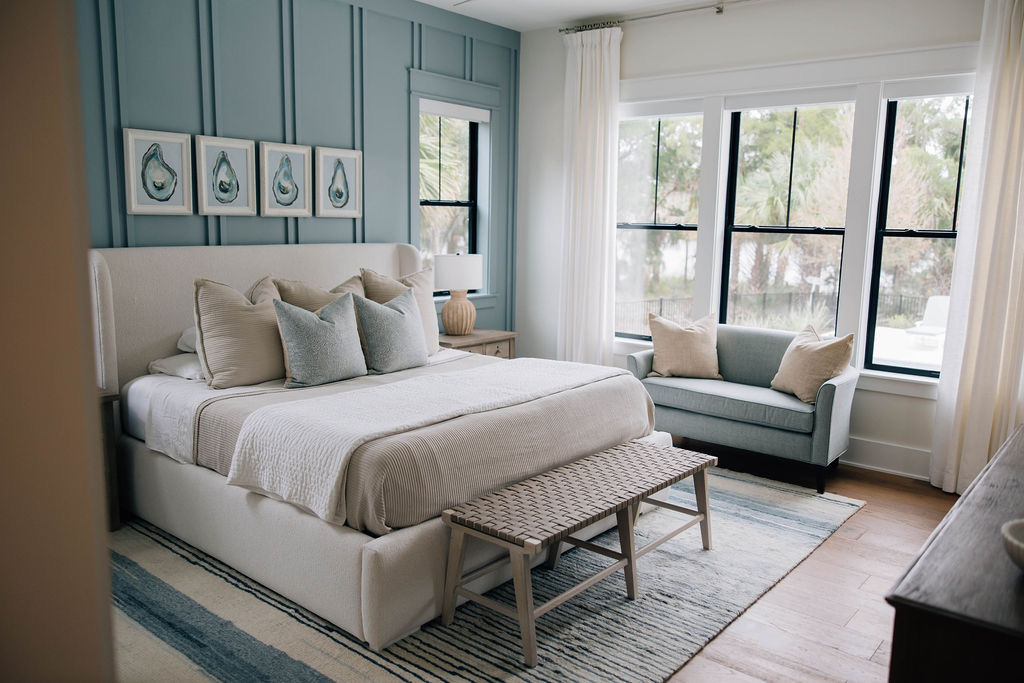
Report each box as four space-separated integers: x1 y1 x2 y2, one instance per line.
931 0 1024 493
557 27 621 365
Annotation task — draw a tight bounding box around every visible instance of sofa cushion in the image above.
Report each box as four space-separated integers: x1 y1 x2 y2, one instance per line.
642 376 815 433
716 325 796 388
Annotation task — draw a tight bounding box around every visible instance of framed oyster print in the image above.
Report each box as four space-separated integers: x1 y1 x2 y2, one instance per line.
123 128 192 215
195 136 256 216
260 141 311 217
315 147 362 218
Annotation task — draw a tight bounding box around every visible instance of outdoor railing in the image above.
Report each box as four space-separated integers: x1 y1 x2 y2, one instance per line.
615 291 928 336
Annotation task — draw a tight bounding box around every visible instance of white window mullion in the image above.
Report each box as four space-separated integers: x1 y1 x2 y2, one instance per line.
836 82 885 365
691 96 728 319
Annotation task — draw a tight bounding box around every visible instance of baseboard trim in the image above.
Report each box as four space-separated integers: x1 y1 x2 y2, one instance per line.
842 436 931 481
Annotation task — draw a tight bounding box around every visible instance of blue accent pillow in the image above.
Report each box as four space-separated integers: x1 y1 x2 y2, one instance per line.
273 294 366 388
352 289 428 373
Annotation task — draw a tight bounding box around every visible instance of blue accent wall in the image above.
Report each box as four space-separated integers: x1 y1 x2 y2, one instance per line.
76 0 519 330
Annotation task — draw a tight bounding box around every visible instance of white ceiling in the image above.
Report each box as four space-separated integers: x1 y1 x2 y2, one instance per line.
415 0 719 33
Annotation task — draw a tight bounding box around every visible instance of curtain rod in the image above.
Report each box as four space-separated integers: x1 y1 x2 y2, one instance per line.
558 0 764 34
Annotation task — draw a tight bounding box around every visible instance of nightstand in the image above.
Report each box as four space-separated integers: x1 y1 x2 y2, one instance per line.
99 390 121 530
439 329 519 359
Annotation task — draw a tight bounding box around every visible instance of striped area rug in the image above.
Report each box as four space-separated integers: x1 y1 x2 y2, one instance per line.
111 468 862 682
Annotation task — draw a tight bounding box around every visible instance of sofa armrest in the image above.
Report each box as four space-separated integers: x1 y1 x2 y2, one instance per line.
810 365 860 466
627 350 654 380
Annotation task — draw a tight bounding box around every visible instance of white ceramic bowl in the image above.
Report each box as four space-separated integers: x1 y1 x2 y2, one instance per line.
1001 519 1024 570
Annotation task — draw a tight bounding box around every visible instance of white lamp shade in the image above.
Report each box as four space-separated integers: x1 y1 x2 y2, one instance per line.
433 253 483 291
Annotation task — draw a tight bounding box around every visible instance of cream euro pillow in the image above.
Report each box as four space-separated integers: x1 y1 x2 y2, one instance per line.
647 314 722 379
274 275 365 312
361 267 440 355
771 326 854 403
193 276 285 389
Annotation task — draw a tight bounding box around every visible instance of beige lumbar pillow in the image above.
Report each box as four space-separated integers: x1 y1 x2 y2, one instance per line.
361 267 440 355
771 326 854 403
273 275 365 312
194 276 285 389
647 313 723 379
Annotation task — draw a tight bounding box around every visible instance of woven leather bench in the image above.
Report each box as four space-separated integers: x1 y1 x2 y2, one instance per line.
441 440 717 667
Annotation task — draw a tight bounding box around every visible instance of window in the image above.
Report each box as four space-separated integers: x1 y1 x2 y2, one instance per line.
418 112 477 258
864 95 969 376
615 114 702 338
720 104 854 332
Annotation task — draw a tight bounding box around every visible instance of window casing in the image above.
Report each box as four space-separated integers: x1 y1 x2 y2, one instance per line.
720 105 854 334
863 96 969 377
615 115 702 339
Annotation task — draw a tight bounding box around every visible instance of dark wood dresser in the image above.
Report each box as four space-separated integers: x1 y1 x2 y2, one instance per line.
886 425 1024 681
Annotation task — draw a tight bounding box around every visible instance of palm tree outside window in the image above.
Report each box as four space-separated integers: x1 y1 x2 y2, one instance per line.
418 113 477 274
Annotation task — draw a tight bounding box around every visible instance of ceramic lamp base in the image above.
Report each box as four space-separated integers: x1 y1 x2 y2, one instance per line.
441 290 476 335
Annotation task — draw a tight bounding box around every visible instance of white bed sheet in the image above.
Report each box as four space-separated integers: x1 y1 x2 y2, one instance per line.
121 348 471 464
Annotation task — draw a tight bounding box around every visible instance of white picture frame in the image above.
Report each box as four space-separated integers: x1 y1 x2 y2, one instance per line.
260 141 312 217
195 136 256 216
123 128 192 215
315 147 363 218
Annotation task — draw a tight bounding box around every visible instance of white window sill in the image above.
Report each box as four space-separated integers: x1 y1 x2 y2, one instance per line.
613 337 938 400
613 337 652 357
856 369 938 400
433 292 498 312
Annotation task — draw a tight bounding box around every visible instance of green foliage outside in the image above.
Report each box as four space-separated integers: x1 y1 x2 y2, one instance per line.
419 113 471 256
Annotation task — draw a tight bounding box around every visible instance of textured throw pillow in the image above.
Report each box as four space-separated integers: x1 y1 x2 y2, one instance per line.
274 275 365 312
193 277 285 389
647 314 723 379
352 289 428 373
771 326 854 403
148 353 205 381
361 267 440 355
273 294 366 388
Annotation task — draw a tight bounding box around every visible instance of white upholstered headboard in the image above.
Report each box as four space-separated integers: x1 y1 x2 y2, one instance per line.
89 243 422 393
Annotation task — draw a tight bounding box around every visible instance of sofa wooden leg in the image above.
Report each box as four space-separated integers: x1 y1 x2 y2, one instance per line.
815 465 827 494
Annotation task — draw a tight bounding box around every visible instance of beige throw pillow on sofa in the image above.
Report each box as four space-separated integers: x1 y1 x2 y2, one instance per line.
273 275 365 312
647 314 723 379
771 326 854 403
361 267 440 355
194 276 285 389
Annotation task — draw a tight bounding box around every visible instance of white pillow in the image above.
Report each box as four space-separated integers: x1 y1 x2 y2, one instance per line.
177 326 198 353
148 353 206 381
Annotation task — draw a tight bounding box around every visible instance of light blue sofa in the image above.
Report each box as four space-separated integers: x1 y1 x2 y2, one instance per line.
627 325 858 493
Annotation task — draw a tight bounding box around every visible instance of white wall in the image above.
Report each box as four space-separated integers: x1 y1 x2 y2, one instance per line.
620 0 983 79
515 0 984 480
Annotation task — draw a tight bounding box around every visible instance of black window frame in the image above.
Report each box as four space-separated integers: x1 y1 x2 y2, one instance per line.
615 117 700 341
862 97 969 378
719 108 847 331
418 116 479 254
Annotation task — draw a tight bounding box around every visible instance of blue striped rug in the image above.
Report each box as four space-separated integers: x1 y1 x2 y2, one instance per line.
110 468 862 682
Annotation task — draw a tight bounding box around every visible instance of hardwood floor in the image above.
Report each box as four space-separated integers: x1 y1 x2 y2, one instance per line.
670 463 956 682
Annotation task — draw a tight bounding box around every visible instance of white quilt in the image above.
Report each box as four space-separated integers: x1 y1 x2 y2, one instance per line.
226 358 627 524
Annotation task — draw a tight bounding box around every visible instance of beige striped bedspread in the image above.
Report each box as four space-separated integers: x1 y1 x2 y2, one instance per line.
192 354 654 535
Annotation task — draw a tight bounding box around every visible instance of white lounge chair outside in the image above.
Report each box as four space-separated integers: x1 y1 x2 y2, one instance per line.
907 295 950 338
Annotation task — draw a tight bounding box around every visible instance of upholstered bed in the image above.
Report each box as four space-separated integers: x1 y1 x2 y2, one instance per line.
90 243 665 650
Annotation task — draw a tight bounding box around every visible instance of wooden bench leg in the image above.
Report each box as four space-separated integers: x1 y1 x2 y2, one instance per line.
441 526 466 625
510 550 538 667
616 506 638 599
543 540 562 570
693 469 712 550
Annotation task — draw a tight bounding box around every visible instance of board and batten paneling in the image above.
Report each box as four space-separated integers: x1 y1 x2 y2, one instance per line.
75 0 519 330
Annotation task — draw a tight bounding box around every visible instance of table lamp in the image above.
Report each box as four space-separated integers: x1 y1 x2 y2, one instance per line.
434 253 483 335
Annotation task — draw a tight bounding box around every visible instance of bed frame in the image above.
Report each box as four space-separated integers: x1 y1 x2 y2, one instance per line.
90 243 668 650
